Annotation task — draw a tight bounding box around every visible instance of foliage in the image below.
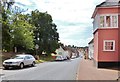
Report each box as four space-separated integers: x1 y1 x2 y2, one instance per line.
1 6 11 51
30 10 59 55
9 14 34 51
1 2 34 52
1 2 59 55
35 60 45 64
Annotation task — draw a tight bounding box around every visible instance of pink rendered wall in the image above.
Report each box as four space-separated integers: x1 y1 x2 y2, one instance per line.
118 13 120 61
97 8 119 14
93 7 120 62
94 31 98 62
93 7 119 62
98 28 119 62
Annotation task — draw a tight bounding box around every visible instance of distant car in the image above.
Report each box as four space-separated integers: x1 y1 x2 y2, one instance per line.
55 55 65 61
71 54 77 59
3 54 36 69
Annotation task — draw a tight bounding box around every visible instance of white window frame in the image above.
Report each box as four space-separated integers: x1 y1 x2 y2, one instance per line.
99 16 105 28
99 14 118 28
103 40 115 51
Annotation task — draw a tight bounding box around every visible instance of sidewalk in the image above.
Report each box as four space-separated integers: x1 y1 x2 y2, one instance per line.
77 58 119 80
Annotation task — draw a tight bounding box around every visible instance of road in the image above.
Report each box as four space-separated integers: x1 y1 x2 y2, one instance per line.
1 57 81 80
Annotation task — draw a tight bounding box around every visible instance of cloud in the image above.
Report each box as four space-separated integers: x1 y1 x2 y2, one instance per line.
60 37 93 47
15 0 32 6
15 0 105 47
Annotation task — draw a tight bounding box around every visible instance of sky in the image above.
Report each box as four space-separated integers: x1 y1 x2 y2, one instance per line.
14 0 105 47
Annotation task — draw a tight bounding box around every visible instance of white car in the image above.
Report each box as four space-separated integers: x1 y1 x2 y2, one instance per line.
71 54 77 59
3 54 36 69
55 55 65 61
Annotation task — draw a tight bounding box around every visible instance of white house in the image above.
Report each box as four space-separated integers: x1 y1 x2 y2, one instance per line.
55 46 69 59
88 39 94 59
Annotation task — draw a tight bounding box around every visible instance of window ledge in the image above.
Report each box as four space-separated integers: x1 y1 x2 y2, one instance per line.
103 50 115 52
100 27 118 28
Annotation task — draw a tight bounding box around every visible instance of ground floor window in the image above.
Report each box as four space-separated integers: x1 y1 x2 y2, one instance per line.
103 40 115 51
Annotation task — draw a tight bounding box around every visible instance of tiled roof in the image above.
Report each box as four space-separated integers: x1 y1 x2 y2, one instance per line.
96 1 120 7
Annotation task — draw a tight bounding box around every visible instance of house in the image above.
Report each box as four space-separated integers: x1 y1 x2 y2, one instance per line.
55 45 80 59
63 46 76 59
55 46 70 59
84 46 89 59
92 0 120 68
88 39 94 60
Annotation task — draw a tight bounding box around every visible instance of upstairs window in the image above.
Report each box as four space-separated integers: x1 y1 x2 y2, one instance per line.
103 40 115 51
100 16 104 27
112 16 117 27
106 16 111 27
99 15 118 28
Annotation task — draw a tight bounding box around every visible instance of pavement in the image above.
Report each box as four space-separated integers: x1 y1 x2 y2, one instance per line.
77 58 119 80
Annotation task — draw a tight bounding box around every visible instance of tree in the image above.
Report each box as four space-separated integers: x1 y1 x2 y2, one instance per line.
1 1 34 53
1 2 12 52
30 10 59 55
9 14 34 52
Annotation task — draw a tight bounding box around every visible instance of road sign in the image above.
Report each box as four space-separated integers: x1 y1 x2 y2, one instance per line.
35 44 39 49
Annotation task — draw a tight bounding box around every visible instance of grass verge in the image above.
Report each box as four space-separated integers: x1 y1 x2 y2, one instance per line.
35 55 55 64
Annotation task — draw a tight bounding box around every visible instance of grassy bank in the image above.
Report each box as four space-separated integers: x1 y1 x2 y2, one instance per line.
35 55 55 64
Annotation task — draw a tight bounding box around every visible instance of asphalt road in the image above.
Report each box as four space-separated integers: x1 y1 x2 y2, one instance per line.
1 57 81 80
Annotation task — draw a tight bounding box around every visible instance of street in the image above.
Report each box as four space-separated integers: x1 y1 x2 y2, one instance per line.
1 57 81 80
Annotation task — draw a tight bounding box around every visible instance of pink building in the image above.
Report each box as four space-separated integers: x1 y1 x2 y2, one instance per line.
92 0 120 68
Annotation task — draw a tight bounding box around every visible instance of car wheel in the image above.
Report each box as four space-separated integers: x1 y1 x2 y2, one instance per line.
31 61 35 67
19 63 24 69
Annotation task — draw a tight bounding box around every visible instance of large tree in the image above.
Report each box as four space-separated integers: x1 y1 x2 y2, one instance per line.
9 14 34 52
1 1 34 53
1 2 12 52
30 10 59 55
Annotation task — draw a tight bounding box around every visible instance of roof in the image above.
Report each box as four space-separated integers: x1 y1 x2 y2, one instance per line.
88 39 94 44
96 1 120 7
92 0 120 18
60 45 77 53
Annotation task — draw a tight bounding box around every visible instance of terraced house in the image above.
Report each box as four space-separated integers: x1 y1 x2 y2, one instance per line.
92 0 120 68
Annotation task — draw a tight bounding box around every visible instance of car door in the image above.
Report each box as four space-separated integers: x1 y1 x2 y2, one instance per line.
24 56 31 65
27 56 32 65
24 56 29 65
28 56 34 64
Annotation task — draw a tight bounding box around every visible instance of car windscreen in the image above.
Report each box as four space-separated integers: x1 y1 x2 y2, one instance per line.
11 56 24 59
56 56 61 58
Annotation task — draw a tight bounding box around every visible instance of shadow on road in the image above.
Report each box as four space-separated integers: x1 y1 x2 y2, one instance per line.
52 59 74 63
3 66 36 71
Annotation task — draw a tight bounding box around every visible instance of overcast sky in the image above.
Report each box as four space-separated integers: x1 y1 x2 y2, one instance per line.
15 0 105 47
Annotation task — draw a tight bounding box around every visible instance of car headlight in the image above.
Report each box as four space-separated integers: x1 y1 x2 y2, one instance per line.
3 62 5 64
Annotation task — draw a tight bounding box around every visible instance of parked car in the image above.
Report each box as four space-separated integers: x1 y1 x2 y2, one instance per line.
55 55 65 61
71 54 77 59
3 54 36 69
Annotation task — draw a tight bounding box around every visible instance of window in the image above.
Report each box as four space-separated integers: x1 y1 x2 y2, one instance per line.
99 15 118 28
103 40 115 51
25 56 31 59
100 16 104 27
106 16 111 27
112 16 117 27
